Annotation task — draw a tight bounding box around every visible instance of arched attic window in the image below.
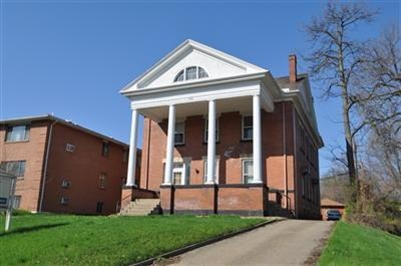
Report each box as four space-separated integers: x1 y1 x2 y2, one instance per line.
173 66 209 82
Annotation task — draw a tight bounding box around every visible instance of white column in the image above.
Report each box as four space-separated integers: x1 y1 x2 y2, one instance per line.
126 109 139 186
206 100 216 184
252 95 262 183
163 105 176 185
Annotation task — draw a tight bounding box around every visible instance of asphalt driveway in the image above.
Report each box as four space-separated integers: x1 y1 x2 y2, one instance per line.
172 219 333 266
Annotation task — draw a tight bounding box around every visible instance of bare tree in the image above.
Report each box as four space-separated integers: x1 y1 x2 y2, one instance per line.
357 25 401 134
304 2 377 201
354 25 401 199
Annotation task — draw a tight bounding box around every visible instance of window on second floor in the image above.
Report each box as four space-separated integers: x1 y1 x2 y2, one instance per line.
5 125 30 142
174 122 185 145
0 160 26 177
242 116 253 140
102 141 109 157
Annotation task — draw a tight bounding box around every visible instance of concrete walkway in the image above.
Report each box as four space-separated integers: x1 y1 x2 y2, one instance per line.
172 219 333 266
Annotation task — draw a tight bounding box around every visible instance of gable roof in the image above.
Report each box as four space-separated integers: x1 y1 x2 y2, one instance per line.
321 198 345 207
120 39 268 93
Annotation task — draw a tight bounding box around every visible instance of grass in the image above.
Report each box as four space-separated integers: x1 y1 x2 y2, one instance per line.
319 221 401 266
0 213 265 265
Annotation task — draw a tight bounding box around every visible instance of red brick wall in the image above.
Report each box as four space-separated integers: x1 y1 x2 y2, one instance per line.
140 101 319 217
42 123 127 215
294 109 321 219
160 185 265 216
0 122 50 211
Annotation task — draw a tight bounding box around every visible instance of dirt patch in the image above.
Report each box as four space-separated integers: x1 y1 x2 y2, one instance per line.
153 256 181 266
304 222 335 265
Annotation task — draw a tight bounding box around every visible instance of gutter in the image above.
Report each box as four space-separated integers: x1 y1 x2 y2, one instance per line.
39 120 57 212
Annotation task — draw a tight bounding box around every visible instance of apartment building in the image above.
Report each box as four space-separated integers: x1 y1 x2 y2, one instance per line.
0 115 131 215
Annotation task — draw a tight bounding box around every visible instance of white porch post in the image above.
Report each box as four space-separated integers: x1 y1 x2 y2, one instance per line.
206 100 216 184
126 109 139 186
252 94 262 183
163 105 176 185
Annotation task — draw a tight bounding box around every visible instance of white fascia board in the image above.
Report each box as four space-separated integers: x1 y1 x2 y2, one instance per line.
120 40 192 93
188 39 267 72
260 83 275 112
123 72 267 97
130 80 262 110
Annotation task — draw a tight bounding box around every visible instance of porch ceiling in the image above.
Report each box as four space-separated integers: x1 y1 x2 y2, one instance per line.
140 96 253 121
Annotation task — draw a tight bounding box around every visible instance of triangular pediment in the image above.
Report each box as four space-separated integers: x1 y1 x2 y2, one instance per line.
121 39 268 92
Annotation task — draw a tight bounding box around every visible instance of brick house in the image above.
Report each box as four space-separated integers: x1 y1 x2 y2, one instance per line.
0 115 131 215
121 40 323 219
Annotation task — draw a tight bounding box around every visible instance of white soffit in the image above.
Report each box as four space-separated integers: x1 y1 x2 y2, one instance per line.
120 39 268 92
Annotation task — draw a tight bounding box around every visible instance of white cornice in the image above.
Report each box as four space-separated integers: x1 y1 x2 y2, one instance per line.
122 72 267 98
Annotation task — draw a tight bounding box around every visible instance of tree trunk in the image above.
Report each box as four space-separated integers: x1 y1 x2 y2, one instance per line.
338 39 357 202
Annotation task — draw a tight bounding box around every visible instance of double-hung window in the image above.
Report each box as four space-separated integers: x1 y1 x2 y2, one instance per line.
242 159 253 184
242 116 253 140
5 125 30 142
170 160 190 185
102 141 109 157
174 122 185 145
0 160 26 177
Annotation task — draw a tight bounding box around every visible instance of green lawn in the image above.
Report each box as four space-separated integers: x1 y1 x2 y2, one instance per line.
319 221 401 266
0 213 265 265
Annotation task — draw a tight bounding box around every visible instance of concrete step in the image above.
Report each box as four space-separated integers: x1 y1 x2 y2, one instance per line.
119 199 161 216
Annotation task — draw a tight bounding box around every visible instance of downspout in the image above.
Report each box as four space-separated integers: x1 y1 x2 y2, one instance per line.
282 103 288 209
39 121 56 212
292 105 298 218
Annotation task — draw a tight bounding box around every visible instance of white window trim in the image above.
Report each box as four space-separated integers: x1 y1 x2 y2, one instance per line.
241 157 253 184
163 157 191 185
65 143 75 152
241 115 253 140
204 117 220 143
202 156 220 184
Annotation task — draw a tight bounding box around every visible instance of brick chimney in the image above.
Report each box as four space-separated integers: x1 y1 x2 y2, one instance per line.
289 54 297 83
